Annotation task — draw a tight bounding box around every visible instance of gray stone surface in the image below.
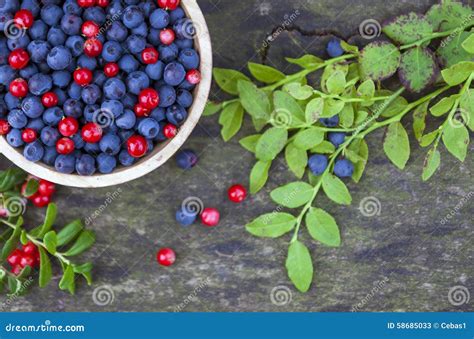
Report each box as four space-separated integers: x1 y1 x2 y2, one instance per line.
0 0 473 312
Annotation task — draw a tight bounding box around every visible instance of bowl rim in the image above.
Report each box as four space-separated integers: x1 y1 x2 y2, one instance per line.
0 0 213 188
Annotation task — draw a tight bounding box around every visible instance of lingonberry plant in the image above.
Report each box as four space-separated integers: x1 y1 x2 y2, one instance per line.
0 167 96 296
205 1 474 292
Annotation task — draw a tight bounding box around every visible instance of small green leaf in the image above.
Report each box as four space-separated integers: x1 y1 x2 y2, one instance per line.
339 104 355 128
462 33 474 54
460 89 474 131
202 101 222 116
286 240 313 293
293 127 324 150
239 134 261 153
321 63 348 93
270 182 314 208
441 61 474 86
73 262 93 285
398 47 438 93
351 139 369 183
23 179 39 198
326 70 346 95
322 174 352 205
246 212 296 238
357 79 375 99
427 1 473 31
1 218 22 260
422 148 441 181
31 203 58 237
359 42 401 81
340 40 359 54
420 130 439 147
442 123 469 162
219 101 244 141
273 91 305 126
238 80 271 121
305 98 324 123
63 230 96 257
285 143 308 179
248 62 286 84
305 208 341 247
57 220 83 247
380 94 409 118
43 231 57 255
413 101 429 141
249 161 271 194
430 96 456 117
383 122 410 169
310 140 335 154
213 68 250 95
283 82 313 100
437 32 474 67
285 55 323 69
20 230 28 245
59 264 75 295
255 127 288 161
38 247 52 288
322 99 345 118
383 12 433 45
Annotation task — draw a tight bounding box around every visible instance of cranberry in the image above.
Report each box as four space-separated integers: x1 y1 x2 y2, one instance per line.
127 135 148 158
96 0 109 7
228 184 247 203
82 20 100 38
156 248 176 266
56 137 75 155
73 67 93 86
32 194 50 208
7 249 23 266
14 9 34 29
21 128 37 143
77 0 96 7
58 117 79 137
41 92 58 107
20 254 35 268
104 62 119 77
163 123 177 139
0 119 10 135
8 48 29 70
22 242 38 256
160 28 175 45
141 47 159 64
186 69 201 85
38 179 55 197
134 103 150 117
200 208 220 227
11 265 23 275
84 38 102 57
157 0 180 10
9 78 28 98
81 122 103 143
138 88 160 109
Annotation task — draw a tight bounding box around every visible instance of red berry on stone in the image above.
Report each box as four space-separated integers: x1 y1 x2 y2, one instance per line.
228 184 247 203
134 103 150 117
104 62 119 77
56 137 75 155
159 28 175 45
7 249 23 266
127 135 148 158
9 78 28 98
141 47 159 64
38 179 55 197
186 69 201 85
78 0 96 7
156 248 176 266
138 88 160 109
96 0 109 7
41 92 58 107
20 254 35 268
22 242 38 256
157 0 180 10
14 9 34 29
0 119 10 135
58 117 79 137
163 123 177 139
84 38 103 57
8 48 29 70
73 67 93 86
81 122 103 143
32 194 50 208
200 208 220 227
21 128 37 143
81 20 100 38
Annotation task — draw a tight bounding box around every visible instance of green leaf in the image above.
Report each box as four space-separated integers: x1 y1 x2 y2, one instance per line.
31 203 58 237
321 63 348 93
283 82 313 101
219 101 244 141
239 134 261 153
422 148 441 181
20 230 28 245
413 101 429 141
441 61 474 86
359 42 401 81
437 32 474 67
305 208 341 247
213 68 250 95
273 91 305 126
1 218 22 260
383 122 410 169
73 262 93 285
270 182 314 208
57 220 83 247
293 127 324 150
202 101 222 116
383 12 433 45
442 123 469 162
398 47 438 93
38 247 52 288
357 79 375 99
286 240 313 293
339 104 355 128
255 127 288 161
23 179 39 198
59 264 75 295
310 140 336 154
430 96 456 117
351 139 369 183
248 62 286 84
462 33 474 54
63 230 96 257
326 70 346 95
460 89 474 131
285 143 308 179
322 99 345 118
238 80 271 121
322 174 352 205
286 55 323 69
426 1 474 31
0 168 27 192
249 161 271 194
305 98 324 123
420 130 439 147
43 231 57 255
246 212 296 238
340 40 359 54
380 94 409 118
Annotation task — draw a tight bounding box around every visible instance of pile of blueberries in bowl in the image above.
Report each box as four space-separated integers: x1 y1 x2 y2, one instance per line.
0 0 201 176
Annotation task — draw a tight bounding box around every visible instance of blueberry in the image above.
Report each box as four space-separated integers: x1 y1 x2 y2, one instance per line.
178 49 200 70
138 118 160 139
106 21 128 42
174 18 195 40
47 26 67 47
93 71 107 87
122 5 144 29
104 78 126 99
166 104 187 126
147 28 161 45
328 132 346 147
53 88 67 106
61 14 83 36
118 54 139 73
68 82 83 100
24 141 44 162
102 41 123 62
6 129 23 147
175 207 197 226
175 38 193 50
158 43 178 63
8 109 27 129
131 22 148 37
83 104 99 122
157 85 176 108
0 65 15 86
29 21 49 40
125 34 146 54
320 115 339 127
97 153 117 174
333 159 354 178
7 35 30 51
150 9 169 29
28 73 53 96
101 100 124 118
163 62 186 86
4 93 20 110
99 133 121 155
138 1 156 17
65 36 84 57
145 61 164 80
150 107 166 121
47 46 72 70
42 146 58 166
71 133 85 149
42 107 63 126
126 71 149 95
308 154 328 176
26 118 45 131
63 0 82 15
75 154 96 176
119 149 135 166
0 11 13 32
21 96 44 118
52 70 72 88
63 99 83 119
175 149 198 170
40 126 60 146
77 54 97 70
118 129 133 144
120 93 136 109
21 0 40 16
37 61 51 73
169 7 185 24
84 142 100 155
0 97 6 117
41 5 63 27
19 64 39 80
27 40 51 63
107 0 123 17
327 38 344 58
116 109 136 129
84 7 106 25
176 89 193 108
82 84 102 105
